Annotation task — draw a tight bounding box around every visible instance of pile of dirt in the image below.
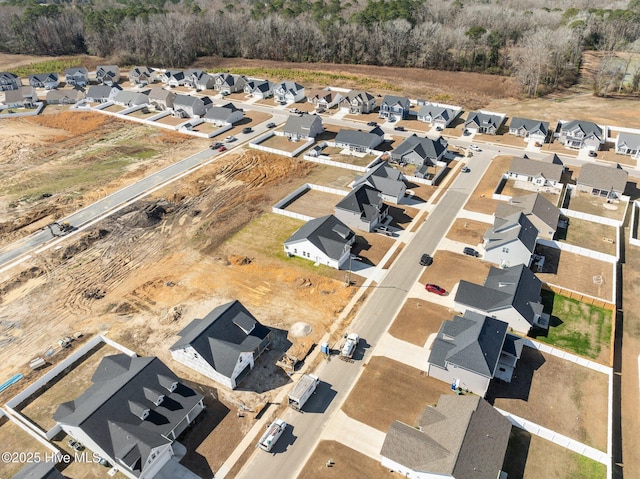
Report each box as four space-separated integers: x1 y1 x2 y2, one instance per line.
0 266 45 303
60 228 109 260
289 321 313 337
229 255 252 266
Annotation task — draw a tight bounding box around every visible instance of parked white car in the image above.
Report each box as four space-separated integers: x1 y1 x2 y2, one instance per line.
469 144 481 151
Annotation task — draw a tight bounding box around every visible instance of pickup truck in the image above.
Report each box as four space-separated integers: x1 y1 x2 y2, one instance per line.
340 333 359 360
257 418 287 452
288 374 319 411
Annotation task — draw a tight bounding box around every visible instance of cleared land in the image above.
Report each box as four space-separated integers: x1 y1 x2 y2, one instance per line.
0 417 53 479
419 250 492 292
566 190 628 222
464 155 512 214
341 356 453 432
257 134 307 153
298 440 389 479
388 298 453 346
446 218 491 245
557 218 618 256
486 346 608 451
500 180 562 206
283 188 345 218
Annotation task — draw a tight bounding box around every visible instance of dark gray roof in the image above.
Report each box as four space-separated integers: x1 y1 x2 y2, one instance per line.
29 73 59 83
392 134 447 162
561 120 603 140
484 212 538 253
246 79 273 93
578 163 628 193
285 214 354 261
381 95 410 109
204 102 243 122
508 156 563 182
86 84 121 99
417 103 457 122
509 117 549 136
170 300 270 377
428 311 507 377
334 127 384 149
380 395 511 479
455 264 543 326
53 355 203 478
283 113 322 137
65 67 88 76
353 162 405 198
216 73 245 87
495 194 560 233
335 184 384 221
12 462 64 479
502 333 525 358
276 80 304 93
465 111 504 129
114 90 149 105
617 132 640 150
173 94 203 108
344 90 375 103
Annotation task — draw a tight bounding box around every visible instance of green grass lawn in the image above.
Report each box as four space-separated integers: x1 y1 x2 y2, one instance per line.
531 290 612 360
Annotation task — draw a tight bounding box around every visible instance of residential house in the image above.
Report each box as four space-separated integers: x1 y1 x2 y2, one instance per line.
464 110 506 135
159 70 186 87
64 67 88 87
427 310 523 396
0 71 20 91
338 90 376 114
282 113 323 141
170 300 271 389
96 65 120 86
558 120 604 151
306 89 342 110
380 395 512 479
28 73 59 90
284 214 355 269
483 212 538 268
353 162 407 204
509 117 550 145
379 95 410 120
333 126 384 153
172 94 211 118
12 461 65 479
507 156 565 193
86 84 122 103
577 163 628 199
185 70 215 90
128 66 155 86
615 131 640 159
148 87 175 111
454 264 547 334
273 81 305 104
416 102 461 129
335 184 388 232
3 86 38 108
243 79 275 99
214 73 247 94
46 87 85 105
53 354 205 479
495 193 560 240
203 102 244 126
390 134 448 167
113 90 149 107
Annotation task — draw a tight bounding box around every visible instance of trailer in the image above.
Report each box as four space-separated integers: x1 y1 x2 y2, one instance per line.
257 418 287 452
340 333 359 361
288 374 319 411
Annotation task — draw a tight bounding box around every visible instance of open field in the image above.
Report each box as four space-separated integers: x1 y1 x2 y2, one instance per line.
388 298 453 346
299 441 389 479
0 417 53 479
283 188 344 218
486 346 608 451
446 218 491 245
557 218 618 256
464 155 512 214
341 356 453 432
419 250 492 292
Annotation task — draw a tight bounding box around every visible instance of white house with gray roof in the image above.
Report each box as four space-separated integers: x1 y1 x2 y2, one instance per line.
577 163 628 199
284 214 355 269
148 87 175 111
558 119 604 151
86 84 122 103
454 264 547 334
0 71 20 91
507 155 564 193
380 395 512 479
352 162 406 204
483 212 538 268
128 66 155 86
274 81 305 104
417 102 461 129
244 79 275 99
203 102 244 126
427 310 523 396
338 90 376 114
159 70 186 87
509 117 550 145
28 72 59 90
306 89 342 109
615 131 640 159
333 126 384 153
46 87 85 105
187 70 215 90
170 300 271 390
113 90 149 107
390 134 448 167
214 73 247 94
495 193 560 240
283 113 323 141
379 95 411 120
335 184 388 232
464 110 506 135
96 65 120 86
53 354 205 479
172 94 211 118
64 67 88 87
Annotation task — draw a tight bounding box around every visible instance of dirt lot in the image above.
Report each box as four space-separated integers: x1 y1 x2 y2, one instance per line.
388 298 453 346
446 218 491 245
257 133 308 152
298 440 389 479
283 188 345 218
486 346 608 451
341 356 453 432
500 180 562 206
464 155 512 214
566 189 628 223
0 416 53 479
419 250 492 292
557 218 618 256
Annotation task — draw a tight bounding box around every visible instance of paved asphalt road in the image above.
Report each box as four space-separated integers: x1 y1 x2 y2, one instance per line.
236 150 494 479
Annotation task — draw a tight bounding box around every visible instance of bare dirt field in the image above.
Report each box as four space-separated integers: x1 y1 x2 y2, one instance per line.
500 180 562 206
557 218 618 256
464 155 512 214
486 346 608 451
0 416 52 479
298 440 389 479
388 298 453 346
446 218 491 245
341 356 453 432
258 134 307 152
283 188 345 218
419 250 492 292
566 190 628 223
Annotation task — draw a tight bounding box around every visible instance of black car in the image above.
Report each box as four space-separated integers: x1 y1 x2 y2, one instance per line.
367 121 378 127
463 247 480 257
209 142 223 149
420 253 433 266
394 126 406 131
242 127 252 134
588 150 597 157
266 122 276 128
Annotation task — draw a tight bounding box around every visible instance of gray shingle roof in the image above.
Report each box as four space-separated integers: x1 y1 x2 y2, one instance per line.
276 80 304 93
380 395 511 479
65 67 88 76
509 117 549 136
353 162 405 199
86 84 121 100
204 102 243 122
428 311 507 377
484 212 538 253
113 90 149 105
170 300 271 378
495 193 560 234
335 184 384 221
508 156 563 182
284 214 354 261
29 73 59 84
283 113 322 137
391 134 447 163
381 95 410 109
417 104 456 122
334 127 384 150
465 111 504 129
561 120 603 140
343 89 374 103
578 163 628 193
173 94 203 108
617 132 640 150
53 355 203 477
11 462 65 479
148 87 174 102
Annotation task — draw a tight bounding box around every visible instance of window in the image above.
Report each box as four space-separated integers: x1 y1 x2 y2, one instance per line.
502 247 509 253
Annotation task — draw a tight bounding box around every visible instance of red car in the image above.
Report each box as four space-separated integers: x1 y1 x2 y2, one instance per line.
217 145 227 152
425 283 446 295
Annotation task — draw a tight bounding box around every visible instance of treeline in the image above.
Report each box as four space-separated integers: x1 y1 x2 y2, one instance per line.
1 0 640 96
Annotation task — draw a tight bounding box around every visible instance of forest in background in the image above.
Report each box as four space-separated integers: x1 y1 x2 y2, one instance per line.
1 0 640 97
